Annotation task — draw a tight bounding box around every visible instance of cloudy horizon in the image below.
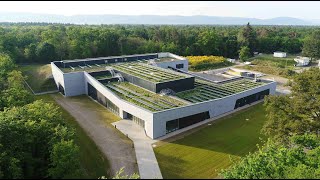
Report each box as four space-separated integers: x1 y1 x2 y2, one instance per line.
0 1 319 20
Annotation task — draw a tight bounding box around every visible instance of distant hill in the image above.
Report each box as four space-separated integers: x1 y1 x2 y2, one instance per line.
0 12 318 25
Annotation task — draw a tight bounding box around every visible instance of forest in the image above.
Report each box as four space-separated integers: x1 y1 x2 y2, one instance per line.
0 22 318 64
0 22 320 179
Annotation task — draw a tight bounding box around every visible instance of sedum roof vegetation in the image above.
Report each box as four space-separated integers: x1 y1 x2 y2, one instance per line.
103 81 187 112
111 62 188 83
176 78 266 103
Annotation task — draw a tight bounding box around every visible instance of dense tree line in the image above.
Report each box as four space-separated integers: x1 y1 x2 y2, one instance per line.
0 23 317 64
0 53 83 179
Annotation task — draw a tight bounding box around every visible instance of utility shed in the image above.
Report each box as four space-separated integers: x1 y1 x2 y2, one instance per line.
273 52 287 58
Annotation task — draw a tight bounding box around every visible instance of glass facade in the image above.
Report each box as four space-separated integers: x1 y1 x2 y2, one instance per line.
234 89 270 109
126 112 145 128
105 97 119 115
166 111 210 134
87 82 119 115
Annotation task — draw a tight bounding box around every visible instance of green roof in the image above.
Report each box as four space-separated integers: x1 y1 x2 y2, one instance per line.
111 62 189 83
176 79 266 103
104 81 187 112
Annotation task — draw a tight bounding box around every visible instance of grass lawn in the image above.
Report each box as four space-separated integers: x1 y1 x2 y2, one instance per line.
17 64 57 93
36 94 111 179
154 103 267 179
247 54 297 66
240 54 298 78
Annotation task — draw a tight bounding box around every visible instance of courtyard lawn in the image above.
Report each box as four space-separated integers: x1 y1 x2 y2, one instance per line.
154 103 267 179
17 64 57 93
36 94 112 178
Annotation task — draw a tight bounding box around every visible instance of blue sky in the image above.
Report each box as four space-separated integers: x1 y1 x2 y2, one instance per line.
0 1 319 20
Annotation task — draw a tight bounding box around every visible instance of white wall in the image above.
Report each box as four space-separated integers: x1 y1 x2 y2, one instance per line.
273 52 286 58
157 52 169 58
51 62 86 97
63 72 86 97
157 52 186 61
155 59 189 71
51 62 65 90
151 81 276 139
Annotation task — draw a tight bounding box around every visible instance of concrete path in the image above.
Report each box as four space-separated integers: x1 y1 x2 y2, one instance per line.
51 94 138 177
112 120 162 179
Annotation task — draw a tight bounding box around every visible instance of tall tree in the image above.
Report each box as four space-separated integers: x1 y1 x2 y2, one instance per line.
0 53 16 78
302 30 320 60
238 23 257 55
220 133 320 179
263 68 320 141
35 42 57 63
239 46 251 62
0 100 82 179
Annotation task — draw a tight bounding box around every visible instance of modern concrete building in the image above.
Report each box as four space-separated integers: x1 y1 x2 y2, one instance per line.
273 51 287 58
51 52 277 139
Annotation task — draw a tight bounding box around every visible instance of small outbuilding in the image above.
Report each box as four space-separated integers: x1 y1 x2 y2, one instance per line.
273 52 287 58
227 58 236 63
294 56 310 66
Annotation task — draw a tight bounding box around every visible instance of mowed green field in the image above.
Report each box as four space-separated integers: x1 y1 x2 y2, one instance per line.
17 64 57 93
154 103 267 179
36 94 112 178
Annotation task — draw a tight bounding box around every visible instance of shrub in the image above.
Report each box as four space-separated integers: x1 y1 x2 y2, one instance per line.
185 56 232 71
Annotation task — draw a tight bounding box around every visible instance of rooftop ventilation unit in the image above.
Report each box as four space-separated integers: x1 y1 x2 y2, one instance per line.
159 88 176 96
114 73 124 82
147 59 157 66
105 67 115 77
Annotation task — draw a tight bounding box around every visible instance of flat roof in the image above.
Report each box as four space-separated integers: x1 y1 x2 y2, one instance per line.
103 81 187 112
176 78 266 103
60 53 158 63
111 62 191 83
156 57 180 62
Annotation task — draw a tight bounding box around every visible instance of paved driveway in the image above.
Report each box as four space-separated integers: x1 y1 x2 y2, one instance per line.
112 120 162 179
51 94 138 177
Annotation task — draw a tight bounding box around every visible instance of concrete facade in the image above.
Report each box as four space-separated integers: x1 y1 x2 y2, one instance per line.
51 52 277 139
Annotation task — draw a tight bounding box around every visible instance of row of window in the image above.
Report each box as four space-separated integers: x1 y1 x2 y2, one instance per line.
126 112 145 128
166 111 210 134
105 98 120 116
88 83 120 115
234 89 270 109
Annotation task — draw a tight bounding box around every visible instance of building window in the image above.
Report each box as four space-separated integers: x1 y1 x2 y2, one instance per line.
166 119 179 133
126 112 145 128
176 63 184 69
105 97 119 115
166 111 210 134
58 83 65 95
234 89 270 109
87 83 97 100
